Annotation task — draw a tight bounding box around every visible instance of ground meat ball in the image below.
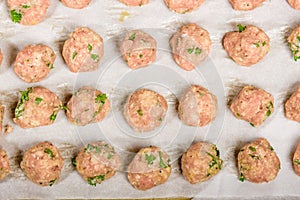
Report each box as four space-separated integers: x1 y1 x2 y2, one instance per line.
228 0 265 10
293 142 300 176
127 146 171 190
8 0 50 25
14 44 55 83
0 49 3 66
178 85 217 127
230 85 274 127
119 0 149 6
181 142 222 184
124 89 168 132
223 24 270 66
62 27 104 73
75 141 121 186
13 87 62 129
21 141 64 186
285 85 300 122
238 138 280 183
0 149 10 180
170 23 211 71
120 30 156 69
287 26 300 61
61 0 92 9
288 0 300 9
164 0 204 13
66 86 110 126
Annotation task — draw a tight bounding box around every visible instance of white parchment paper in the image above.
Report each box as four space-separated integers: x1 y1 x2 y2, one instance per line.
0 0 300 199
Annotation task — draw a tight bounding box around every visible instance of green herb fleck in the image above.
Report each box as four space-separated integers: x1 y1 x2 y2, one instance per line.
248 154 259 159
95 93 107 104
249 146 256 152
35 97 43 104
91 54 99 62
87 44 92 51
187 47 194 54
50 112 57 121
262 41 267 46
236 113 241 117
250 123 255 127
297 36 300 43
207 173 211 177
207 152 222 170
266 109 271 117
195 47 201 55
46 62 54 69
49 179 56 186
84 144 101 153
253 42 260 48
158 151 167 168
137 109 143 116
44 148 54 158
145 153 156 165
139 54 143 58
72 52 77 60
270 146 274 151
237 24 246 32
15 87 32 118
59 105 68 111
239 173 245 182
22 5 30 8
294 159 300 165
129 33 136 41
71 157 77 167
87 175 105 186
10 10 22 23
107 152 114 159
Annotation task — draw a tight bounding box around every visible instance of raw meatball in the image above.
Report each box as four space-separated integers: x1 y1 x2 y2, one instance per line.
13 87 62 129
120 30 156 69
14 44 55 83
287 26 300 61
62 27 104 73
170 23 211 71
238 138 280 183
181 142 222 184
164 0 204 13
230 85 274 127
21 141 64 186
228 0 265 10
178 85 217 127
223 24 270 66
119 0 149 6
8 0 50 25
293 141 300 176
0 49 3 65
288 0 300 9
0 149 10 180
66 86 110 126
127 146 171 190
124 89 168 132
75 141 121 186
285 85 300 122
61 0 92 9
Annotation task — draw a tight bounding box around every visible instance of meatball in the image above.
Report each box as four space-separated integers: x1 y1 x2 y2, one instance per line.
223 24 270 66
21 141 64 186
127 146 171 190
120 30 156 69
287 26 300 61
0 149 10 180
119 0 149 6
14 44 55 83
181 142 222 184
124 89 168 132
293 142 300 176
62 27 104 73
230 85 274 127
238 138 280 183
75 141 121 186
164 0 204 13
8 0 50 25
170 23 211 71
0 49 3 66
13 86 62 129
66 86 110 126
228 0 265 10
285 85 300 122
178 85 217 127
61 0 92 9
288 0 300 9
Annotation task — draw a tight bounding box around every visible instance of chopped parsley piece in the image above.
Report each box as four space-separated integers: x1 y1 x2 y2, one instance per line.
35 97 43 104
59 105 68 111
46 62 54 69
158 151 167 168
139 54 143 58
91 54 99 62
266 109 271 117
267 102 273 109
269 146 274 151
250 123 255 127
49 179 56 186
87 175 105 186
95 93 107 104
50 112 57 121
187 47 194 54
145 154 156 165
294 159 300 165
195 47 202 55
44 148 54 158
137 109 143 116
84 144 100 153
248 154 259 159
253 42 260 47
107 152 114 159
129 33 136 41
207 173 211 177
236 113 241 117
249 146 256 152
15 87 32 118
288 42 300 61
22 5 30 8
10 10 22 23
71 157 77 167
297 36 300 43
237 24 246 32
87 44 92 51
207 152 222 170
262 41 267 46
239 173 245 182
72 52 77 60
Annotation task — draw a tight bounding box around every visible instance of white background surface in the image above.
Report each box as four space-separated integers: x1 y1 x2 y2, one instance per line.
0 0 300 199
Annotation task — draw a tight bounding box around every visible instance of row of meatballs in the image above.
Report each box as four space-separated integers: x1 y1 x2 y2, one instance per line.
1 23 300 84
5 0 300 26
1 137 300 189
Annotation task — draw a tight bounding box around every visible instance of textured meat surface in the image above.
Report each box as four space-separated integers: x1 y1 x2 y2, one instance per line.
66 86 110 126
178 85 217 127
288 0 300 9
181 142 223 184
119 0 149 6
0 149 10 181
287 26 300 61
238 138 280 183
230 85 274 127
62 27 104 73
293 142 300 176
223 25 270 66
61 0 92 9
76 141 121 185
120 30 156 69
13 87 62 129
0 49 3 65
228 0 265 10
8 0 50 25
170 23 211 71
164 0 205 13
285 85 300 122
124 89 168 132
14 44 55 83
127 146 171 190
20 141 64 186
